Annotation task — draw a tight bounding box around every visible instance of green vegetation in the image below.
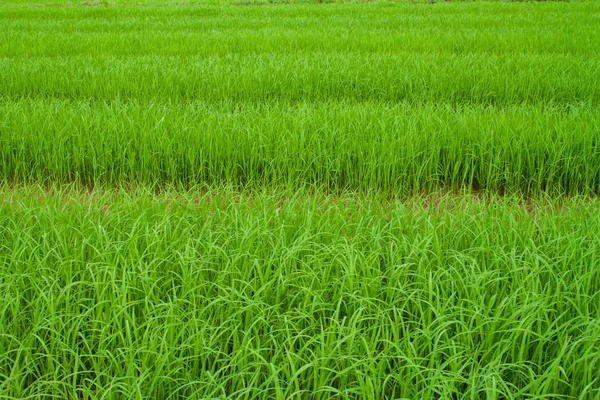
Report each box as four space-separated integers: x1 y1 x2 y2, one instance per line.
1 1 599 194
1 0 599 398
2 100 599 194
1 186 599 398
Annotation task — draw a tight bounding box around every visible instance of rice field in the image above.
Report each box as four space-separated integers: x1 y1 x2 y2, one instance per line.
1 0 599 398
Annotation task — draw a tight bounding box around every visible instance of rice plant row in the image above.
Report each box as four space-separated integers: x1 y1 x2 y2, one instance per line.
2 100 599 194
0 185 599 398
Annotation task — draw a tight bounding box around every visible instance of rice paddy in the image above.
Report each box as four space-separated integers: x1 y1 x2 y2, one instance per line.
1 0 599 398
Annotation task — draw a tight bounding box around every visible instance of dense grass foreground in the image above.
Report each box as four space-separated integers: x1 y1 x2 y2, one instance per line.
0 186 599 399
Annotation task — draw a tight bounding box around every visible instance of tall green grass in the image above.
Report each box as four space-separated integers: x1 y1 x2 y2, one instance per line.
0 185 599 399
1 1 598 193
1 100 599 194
2 54 598 105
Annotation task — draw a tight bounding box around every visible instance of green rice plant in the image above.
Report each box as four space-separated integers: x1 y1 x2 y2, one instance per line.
0 185 598 399
1 1 598 104
1 53 597 105
1 99 598 194
1 1 598 193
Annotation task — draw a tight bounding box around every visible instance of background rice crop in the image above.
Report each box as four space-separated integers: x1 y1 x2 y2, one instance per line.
1 1 599 194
